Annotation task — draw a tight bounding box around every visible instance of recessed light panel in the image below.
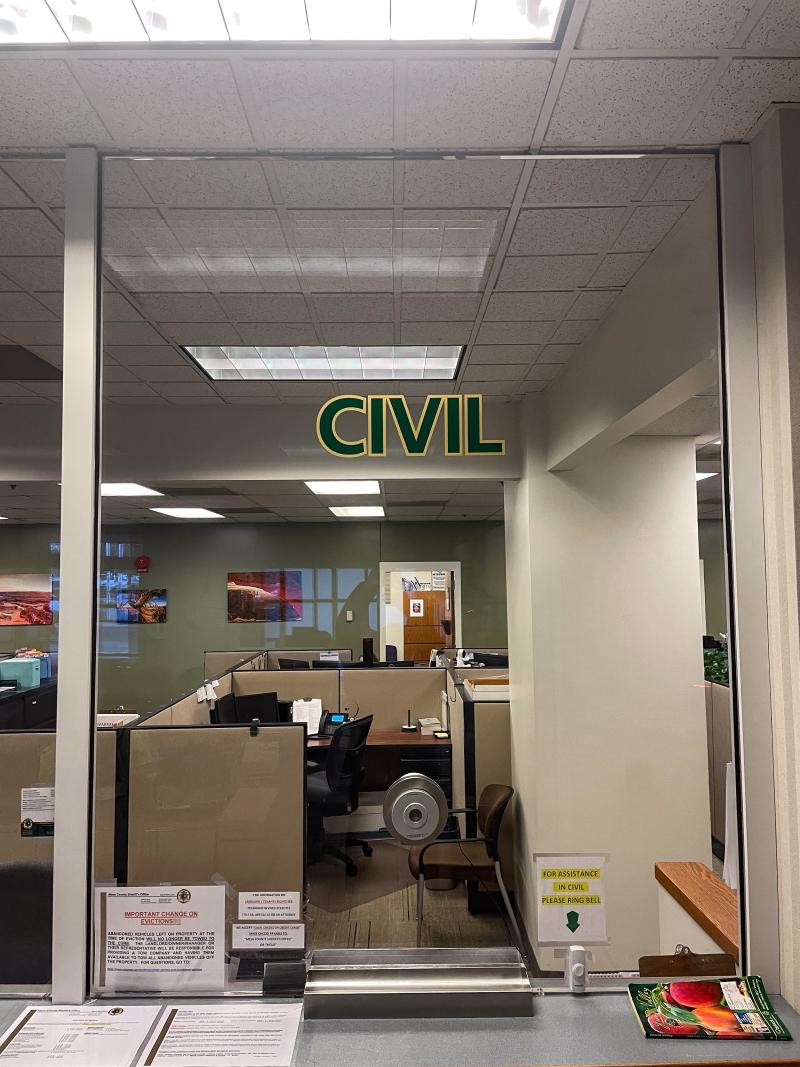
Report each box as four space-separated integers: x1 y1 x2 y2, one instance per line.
220 0 310 39
48 0 148 41
330 505 385 518
132 0 228 40
696 473 718 482
101 483 163 497
0 0 66 42
306 481 381 495
150 507 225 518
186 346 462 381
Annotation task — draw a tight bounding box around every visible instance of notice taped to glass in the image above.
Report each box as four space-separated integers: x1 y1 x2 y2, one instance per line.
20 785 54 837
95 885 225 993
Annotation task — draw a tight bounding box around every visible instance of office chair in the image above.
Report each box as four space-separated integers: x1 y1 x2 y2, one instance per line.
385 644 398 663
306 714 373 876
279 658 308 670
311 659 340 669
408 783 523 950
0 860 52 983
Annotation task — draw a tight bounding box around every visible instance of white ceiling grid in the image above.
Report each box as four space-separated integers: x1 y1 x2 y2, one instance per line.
0 0 797 408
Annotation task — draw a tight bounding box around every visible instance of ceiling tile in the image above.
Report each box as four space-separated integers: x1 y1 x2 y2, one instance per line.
165 208 287 256
484 291 574 321
403 160 523 208
567 289 621 318
549 320 596 343
0 322 61 345
462 364 527 381
158 395 224 405
1 161 63 207
104 382 161 398
0 60 109 147
104 322 165 345
684 60 800 144
522 380 547 392
132 159 271 208
0 271 19 292
527 363 562 381
612 203 687 252
321 322 394 345
0 256 63 291
544 59 716 147
476 321 555 344
218 293 310 322
162 323 243 345
0 168 32 208
0 210 62 254
237 323 319 345
538 344 577 364
152 382 217 397
137 293 226 322
103 293 144 322
524 158 655 204
497 255 596 290
644 157 715 202
74 59 254 148
313 294 394 322
400 321 471 344
471 344 541 364
587 252 648 287
747 0 800 48
509 207 626 255
400 294 482 321
240 60 394 149
0 293 56 321
136 365 205 383
26 345 61 366
272 160 394 207
106 345 186 366
576 0 752 48
103 365 139 383
405 59 553 149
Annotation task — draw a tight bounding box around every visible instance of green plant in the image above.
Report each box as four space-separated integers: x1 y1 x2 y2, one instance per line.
704 648 729 685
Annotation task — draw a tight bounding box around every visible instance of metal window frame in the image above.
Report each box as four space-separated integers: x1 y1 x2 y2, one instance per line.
45 144 780 1002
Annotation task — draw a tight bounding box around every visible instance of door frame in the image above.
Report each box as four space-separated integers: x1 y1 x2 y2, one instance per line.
378 561 463 661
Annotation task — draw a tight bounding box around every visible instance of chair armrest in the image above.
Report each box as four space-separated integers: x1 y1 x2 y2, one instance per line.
418 836 488 874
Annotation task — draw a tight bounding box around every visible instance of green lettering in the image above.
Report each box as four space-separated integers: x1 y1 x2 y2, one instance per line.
465 395 505 455
387 396 443 456
316 395 366 457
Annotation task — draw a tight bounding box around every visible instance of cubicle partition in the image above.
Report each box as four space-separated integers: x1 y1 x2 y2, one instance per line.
266 649 353 669
203 649 269 678
339 667 447 731
138 671 233 727
234 669 340 712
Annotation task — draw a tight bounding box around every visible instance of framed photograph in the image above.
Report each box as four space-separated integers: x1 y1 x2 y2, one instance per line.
409 598 424 618
0 574 53 626
227 571 303 623
116 589 167 624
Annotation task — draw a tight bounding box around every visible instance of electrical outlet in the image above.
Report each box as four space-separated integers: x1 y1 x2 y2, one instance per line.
346 610 353 622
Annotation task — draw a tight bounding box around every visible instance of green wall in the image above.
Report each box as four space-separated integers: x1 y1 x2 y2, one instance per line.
699 518 728 638
1 521 507 712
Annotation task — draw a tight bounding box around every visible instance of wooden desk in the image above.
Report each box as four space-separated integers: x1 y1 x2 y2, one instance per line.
655 860 739 959
308 729 452 795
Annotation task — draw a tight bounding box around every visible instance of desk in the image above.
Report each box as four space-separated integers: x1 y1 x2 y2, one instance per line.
308 729 452 796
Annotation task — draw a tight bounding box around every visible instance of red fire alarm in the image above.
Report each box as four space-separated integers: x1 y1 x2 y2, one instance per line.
135 554 150 574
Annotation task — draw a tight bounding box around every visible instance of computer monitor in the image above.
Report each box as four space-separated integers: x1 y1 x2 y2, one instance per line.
234 691 280 725
278 658 309 670
277 700 293 724
211 692 237 725
311 659 340 669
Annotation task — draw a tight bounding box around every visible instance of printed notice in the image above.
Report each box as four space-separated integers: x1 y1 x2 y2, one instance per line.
95 885 225 993
534 853 608 945
0 1005 162 1066
232 923 305 950
138 1004 302 1067
238 891 301 921
20 785 54 837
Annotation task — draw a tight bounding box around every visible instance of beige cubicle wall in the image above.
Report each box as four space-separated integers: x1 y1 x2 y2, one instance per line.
234 669 340 712
138 672 233 727
266 649 352 669
0 732 56 866
339 667 446 731
203 650 268 678
706 681 732 846
95 730 117 884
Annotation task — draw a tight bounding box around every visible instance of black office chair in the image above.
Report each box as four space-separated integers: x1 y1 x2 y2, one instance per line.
385 644 398 663
279 658 309 670
0 860 52 983
306 715 373 876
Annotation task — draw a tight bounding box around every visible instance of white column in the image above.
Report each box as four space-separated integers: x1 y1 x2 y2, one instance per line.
718 143 780 989
51 146 102 1004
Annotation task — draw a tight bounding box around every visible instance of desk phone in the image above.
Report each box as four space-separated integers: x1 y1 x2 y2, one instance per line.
318 710 352 736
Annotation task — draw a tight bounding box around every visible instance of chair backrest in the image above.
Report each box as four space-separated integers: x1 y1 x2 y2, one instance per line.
477 784 514 861
325 715 373 809
278 658 308 670
385 644 398 662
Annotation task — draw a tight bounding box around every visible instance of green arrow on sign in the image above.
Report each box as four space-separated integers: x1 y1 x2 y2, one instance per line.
566 910 580 933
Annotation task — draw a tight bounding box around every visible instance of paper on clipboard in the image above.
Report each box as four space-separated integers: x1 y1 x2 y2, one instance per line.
291 698 322 735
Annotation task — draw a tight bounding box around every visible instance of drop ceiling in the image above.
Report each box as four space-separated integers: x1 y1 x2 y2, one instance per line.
0 479 505 524
0 0 798 408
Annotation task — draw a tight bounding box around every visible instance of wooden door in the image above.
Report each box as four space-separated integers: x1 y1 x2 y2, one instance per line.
402 588 453 663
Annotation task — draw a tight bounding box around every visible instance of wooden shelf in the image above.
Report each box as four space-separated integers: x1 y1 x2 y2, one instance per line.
655 860 739 960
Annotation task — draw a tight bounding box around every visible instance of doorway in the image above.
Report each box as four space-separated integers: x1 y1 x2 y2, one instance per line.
379 561 462 664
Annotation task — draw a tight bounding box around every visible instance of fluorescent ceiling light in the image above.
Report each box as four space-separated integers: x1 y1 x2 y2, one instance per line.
150 506 225 518
220 0 310 39
306 480 381 496
330 505 385 518
132 0 227 40
0 0 66 42
305 0 389 39
499 153 645 160
101 483 163 497
696 472 718 482
0 516 7 521
48 0 147 41
186 345 462 381
0 0 566 43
